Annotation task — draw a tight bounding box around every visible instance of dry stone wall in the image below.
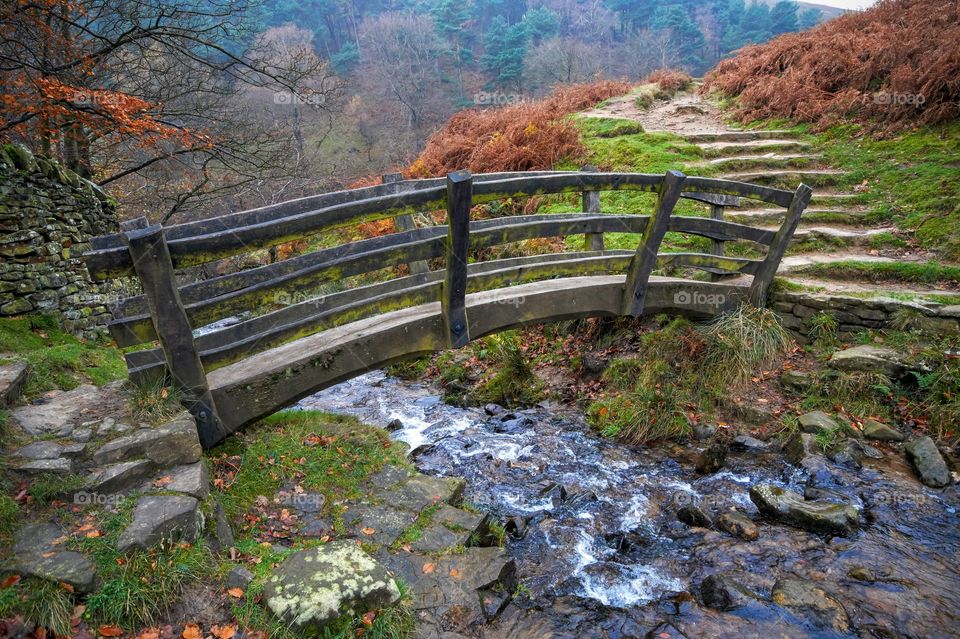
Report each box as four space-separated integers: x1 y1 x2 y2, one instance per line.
0 144 128 338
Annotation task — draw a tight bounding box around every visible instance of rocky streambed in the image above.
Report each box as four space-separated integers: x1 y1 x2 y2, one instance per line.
300 371 960 638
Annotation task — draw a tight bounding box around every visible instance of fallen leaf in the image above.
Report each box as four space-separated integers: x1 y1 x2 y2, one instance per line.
360 527 376 536
86 530 103 538
99 625 124 637
210 624 236 639
41 551 56 558
139 628 161 639
227 587 245 598
153 476 174 488
59 581 75 593
1 574 20 589
422 562 436 574
181 623 201 639
449 568 461 578
361 611 376 627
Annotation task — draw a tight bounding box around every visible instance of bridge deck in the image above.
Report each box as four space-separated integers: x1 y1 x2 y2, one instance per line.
207 275 749 431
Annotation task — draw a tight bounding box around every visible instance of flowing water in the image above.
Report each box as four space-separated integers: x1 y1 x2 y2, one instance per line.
299 371 960 638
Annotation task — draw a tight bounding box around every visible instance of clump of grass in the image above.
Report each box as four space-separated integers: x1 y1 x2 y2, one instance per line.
801 369 893 421
0 492 18 548
890 307 926 332
471 332 544 407
27 473 86 506
699 305 791 388
807 311 840 349
0 316 125 398
793 260 960 285
127 377 183 423
0 576 74 635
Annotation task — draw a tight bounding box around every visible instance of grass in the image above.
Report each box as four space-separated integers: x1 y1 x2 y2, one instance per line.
127 377 184 424
471 332 544 407
0 576 75 635
814 122 960 259
792 260 960 286
0 315 125 399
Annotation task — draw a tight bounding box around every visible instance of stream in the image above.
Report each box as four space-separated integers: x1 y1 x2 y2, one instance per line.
299 371 960 638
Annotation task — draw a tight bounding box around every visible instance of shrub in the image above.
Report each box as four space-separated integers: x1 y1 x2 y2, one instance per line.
472 332 544 407
646 69 693 96
702 0 960 133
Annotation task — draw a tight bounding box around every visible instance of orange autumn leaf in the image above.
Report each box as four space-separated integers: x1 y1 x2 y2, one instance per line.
448 568 461 578
99 625 124 637
139 629 161 639
182 623 201 639
59 581 74 593
361 611 376 627
153 476 174 488
211 625 236 639
360 527 376 536
226 587 245 598
1 574 21 589
421 563 436 574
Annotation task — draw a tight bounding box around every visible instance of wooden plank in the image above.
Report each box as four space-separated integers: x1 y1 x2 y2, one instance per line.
622 170 687 316
749 183 813 306
680 176 793 208
681 191 742 207
656 252 761 275
385 173 431 276
709 203 725 282
443 171 472 348
123 225 228 448
581 165 604 251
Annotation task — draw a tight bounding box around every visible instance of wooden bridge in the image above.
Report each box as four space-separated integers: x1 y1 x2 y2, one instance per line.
85 169 811 448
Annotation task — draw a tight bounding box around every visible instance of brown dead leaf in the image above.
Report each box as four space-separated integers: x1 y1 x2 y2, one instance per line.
99 625 124 637
360 527 376 536
1 574 20 589
59 581 74 593
422 562 436 574
181 623 201 639
153 475 174 488
226 587 245 598
210 624 236 639
448 568 461 578
361 611 376 627
139 628 161 639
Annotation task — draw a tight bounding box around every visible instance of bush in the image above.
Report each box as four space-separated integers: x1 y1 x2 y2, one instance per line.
472 332 544 407
702 0 960 133
646 69 693 96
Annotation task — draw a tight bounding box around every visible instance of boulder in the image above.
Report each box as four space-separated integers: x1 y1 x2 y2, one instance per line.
677 505 712 528
771 578 850 633
730 435 768 453
12 440 64 460
904 437 951 488
6 523 96 593
264 542 401 632
145 462 209 499
227 566 255 591
93 412 201 467
798 411 839 434
779 369 812 393
828 345 908 378
694 443 727 475
716 511 759 541
861 419 906 442
699 574 757 611
0 361 28 407
692 424 717 441
86 459 154 495
749 484 861 535
117 495 201 553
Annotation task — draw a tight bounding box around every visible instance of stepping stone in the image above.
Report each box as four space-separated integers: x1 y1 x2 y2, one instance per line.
342 504 417 546
12 440 63 460
369 473 466 513
771 578 851 633
264 542 400 631
10 383 122 437
93 412 201 467
86 459 154 495
749 484 861 536
904 437 951 488
411 524 464 553
0 361 28 407
144 462 209 499
798 411 840 433
716 511 759 541
17 457 73 475
862 419 905 442
5 523 96 593
117 495 201 553
828 345 909 378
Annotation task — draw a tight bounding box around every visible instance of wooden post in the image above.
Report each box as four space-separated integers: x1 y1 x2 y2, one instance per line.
124 224 228 448
581 164 604 252
709 203 725 282
442 171 472 348
384 173 430 275
748 183 813 307
622 170 686 317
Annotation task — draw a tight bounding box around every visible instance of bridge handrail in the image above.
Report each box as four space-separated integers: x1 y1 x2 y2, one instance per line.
84 169 810 447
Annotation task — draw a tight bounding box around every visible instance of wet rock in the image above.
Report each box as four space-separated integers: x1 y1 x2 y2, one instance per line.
87 459 154 495
536 480 567 502
749 484 861 535
716 511 759 541
264 542 400 632
0 361 28 407
495 416 535 434
343 504 416 546
391 474 465 510
692 424 716 441
677 505 712 528
798 411 840 434
17 457 73 475
828 344 908 378
227 566 255 590
5 523 96 593
862 418 906 442
695 443 727 475
645 622 688 639
13 440 64 460
385 418 404 432
827 439 865 469
847 566 876 582
117 495 201 553
904 436 951 487
771 578 850 633
207 500 235 552
504 515 531 539
145 462 210 499
93 412 201 467
730 435 768 453
699 573 758 611
780 369 812 393
483 403 505 416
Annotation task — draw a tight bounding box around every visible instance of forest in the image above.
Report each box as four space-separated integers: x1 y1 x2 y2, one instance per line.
0 0 825 223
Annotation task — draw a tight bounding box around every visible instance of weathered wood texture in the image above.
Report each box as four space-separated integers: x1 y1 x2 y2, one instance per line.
749 183 813 305
443 171 472 348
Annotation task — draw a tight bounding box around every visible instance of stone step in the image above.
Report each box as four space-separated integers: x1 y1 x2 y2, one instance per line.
784 226 898 246
699 139 814 158
695 153 821 171
810 192 866 208
683 130 798 143
778 253 899 273
0 361 28 408
726 209 870 225
721 169 846 189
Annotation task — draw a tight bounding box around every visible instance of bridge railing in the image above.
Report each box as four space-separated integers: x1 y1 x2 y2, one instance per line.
86 170 810 446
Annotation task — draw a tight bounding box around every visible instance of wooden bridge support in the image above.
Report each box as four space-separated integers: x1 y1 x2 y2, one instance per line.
123 222 227 447
443 171 472 348
622 170 687 316
384 173 430 275
581 164 604 251
748 183 813 306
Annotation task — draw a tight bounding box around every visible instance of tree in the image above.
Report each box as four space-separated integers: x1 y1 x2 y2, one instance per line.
770 0 799 35
799 8 822 30
651 5 707 71
524 37 603 91
480 15 529 89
